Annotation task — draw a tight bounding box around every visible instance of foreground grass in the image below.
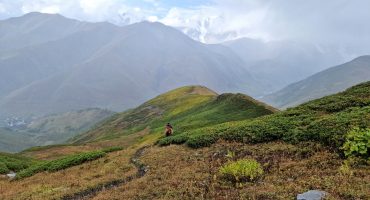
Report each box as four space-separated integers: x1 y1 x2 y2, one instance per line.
91 142 370 200
0 146 137 199
0 129 156 200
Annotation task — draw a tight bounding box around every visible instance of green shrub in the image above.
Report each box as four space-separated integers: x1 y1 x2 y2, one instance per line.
342 127 370 159
0 154 34 174
101 146 123 153
16 151 106 179
157 133 189 146
219 159 263 183
0 162 9 174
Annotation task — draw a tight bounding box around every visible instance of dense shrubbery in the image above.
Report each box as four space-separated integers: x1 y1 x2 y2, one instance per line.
0 153 34 174
158 82 370 155
219 159 263 183
101 146 123 153
16 151 106 179
342 127 370 159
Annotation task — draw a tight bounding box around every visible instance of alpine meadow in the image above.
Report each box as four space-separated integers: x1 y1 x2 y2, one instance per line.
0 1 369 200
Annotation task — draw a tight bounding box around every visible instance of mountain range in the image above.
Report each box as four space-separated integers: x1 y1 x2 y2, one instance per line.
263 55 370 108
223 38 348 93
0 12 260 118
0 12 354 119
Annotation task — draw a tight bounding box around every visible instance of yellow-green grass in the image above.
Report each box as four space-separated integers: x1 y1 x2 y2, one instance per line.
71 85 276 144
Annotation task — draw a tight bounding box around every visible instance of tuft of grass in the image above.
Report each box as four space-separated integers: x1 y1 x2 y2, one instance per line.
16 151 106 179
342 127 370 159
219 159 263 183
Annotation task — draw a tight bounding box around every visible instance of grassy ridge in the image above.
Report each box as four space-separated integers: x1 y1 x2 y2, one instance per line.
72 86 276 143
159 82 370 153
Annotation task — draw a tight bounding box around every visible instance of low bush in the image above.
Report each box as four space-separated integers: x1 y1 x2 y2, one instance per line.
342 127 370 159
0 154 34 174
101 146 123 153
219 159 263 183
16 151 106 179
157 133 189 146
0 162 9 174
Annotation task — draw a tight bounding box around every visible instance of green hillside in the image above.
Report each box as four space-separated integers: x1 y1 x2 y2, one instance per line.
71 86 276 143
160 81 370 153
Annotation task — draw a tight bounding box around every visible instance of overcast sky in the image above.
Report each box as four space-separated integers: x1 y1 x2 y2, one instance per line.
0 0 370 52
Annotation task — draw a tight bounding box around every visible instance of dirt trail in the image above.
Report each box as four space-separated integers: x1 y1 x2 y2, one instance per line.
61 146 149 200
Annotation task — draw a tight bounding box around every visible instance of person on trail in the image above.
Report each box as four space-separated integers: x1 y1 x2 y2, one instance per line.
165 123 173 137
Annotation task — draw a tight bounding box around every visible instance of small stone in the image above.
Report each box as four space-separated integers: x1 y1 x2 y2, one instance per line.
297 190 326 200
6 171 16 179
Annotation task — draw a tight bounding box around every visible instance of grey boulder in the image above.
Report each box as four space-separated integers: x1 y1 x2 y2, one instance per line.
297 190 327 200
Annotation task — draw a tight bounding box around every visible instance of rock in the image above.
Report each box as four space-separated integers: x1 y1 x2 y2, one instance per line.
297 190 327 200
6 171 16 179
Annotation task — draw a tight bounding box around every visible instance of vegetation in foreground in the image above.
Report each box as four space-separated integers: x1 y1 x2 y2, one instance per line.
15 151 106 179
219 158 264 183
91 142 370 200
0 153 35 174
159 82 370 160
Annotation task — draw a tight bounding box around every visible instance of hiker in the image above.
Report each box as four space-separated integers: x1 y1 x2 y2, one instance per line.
165 123 173 137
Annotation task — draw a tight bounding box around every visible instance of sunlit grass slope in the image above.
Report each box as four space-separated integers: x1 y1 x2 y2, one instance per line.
159 81 370 153
71 85 276 143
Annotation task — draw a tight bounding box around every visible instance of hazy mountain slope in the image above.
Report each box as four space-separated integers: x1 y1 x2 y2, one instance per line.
0 14 260 118
0 108 114 152
0 12 99 52
223 38 347 93
0 128 35 153
263 55 370 108
0 17 119 99
71 85 276 144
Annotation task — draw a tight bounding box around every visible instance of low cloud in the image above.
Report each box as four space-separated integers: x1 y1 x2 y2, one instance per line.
0 0 369 55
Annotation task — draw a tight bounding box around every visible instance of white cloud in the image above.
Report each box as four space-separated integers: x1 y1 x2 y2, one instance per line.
40 5 60 14
0 3 6 13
